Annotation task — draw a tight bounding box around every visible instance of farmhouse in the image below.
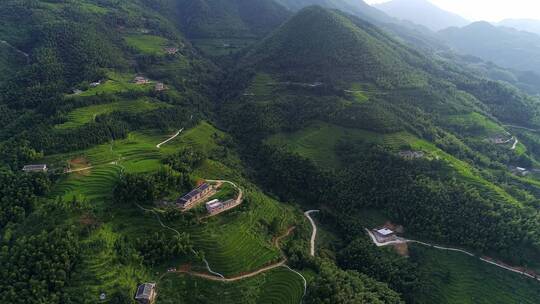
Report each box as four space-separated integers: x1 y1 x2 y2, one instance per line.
399 150 424 159
373 228 397 243
89 80 101 87
176 183 215 210
205 198 240 215
134 76 150 85
155 82 166 91
135 283 156 304
22 164 48 173
164 47 179 55
489 134 512 144
511 166 530 176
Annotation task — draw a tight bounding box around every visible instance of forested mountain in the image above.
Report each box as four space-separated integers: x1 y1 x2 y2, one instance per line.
374 0 469 31
157 0 291 38
498 18 540 35
276 0 392 23
226 6 540 279
439 21 540 75
1 1 540 304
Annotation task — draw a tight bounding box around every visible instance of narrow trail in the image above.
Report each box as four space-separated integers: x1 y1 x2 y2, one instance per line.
64 166 94 173
169 225 307 303
504 124 540 132
156 128 183 148
511 137 519 150
304 210 320 257
178 227 295 282
366 229 540 282
0 40 30 63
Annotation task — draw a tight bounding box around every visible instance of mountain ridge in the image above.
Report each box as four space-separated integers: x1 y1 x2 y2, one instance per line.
374 0 469 31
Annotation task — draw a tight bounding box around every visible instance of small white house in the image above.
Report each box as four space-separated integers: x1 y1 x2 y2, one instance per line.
373 228 397 243
22 164 48 173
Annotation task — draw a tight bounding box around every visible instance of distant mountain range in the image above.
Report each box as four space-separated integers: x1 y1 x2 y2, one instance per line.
497 19 540 36
373 0 469 31
439 21 540 75
275 0 393 23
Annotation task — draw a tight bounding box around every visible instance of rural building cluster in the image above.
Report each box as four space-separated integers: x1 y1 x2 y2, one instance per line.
176 182 216 210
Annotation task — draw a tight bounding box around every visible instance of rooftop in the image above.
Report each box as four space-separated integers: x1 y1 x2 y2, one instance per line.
135 283 155 300
178 183 210 204
376 228 394 236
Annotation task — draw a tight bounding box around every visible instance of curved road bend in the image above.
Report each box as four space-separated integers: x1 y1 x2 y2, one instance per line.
304 210 320 256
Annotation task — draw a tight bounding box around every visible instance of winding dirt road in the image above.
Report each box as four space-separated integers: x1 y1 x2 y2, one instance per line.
366 229 540 282
304 210 320 256
173 227 296 282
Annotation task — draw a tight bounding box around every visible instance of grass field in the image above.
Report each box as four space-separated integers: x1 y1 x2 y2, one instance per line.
412 244 540 304
266 121 383 169
157 267 304 304
56 97 170 129
124 34 170 55
74 71 152 97
268 121 519 205
445 112 506 137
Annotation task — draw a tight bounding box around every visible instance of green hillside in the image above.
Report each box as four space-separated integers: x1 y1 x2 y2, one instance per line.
1 1 540 304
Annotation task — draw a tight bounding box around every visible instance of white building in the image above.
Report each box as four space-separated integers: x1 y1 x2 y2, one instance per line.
373 228 397 243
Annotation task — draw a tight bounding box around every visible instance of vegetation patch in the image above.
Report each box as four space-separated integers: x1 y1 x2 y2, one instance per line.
192 38 257 57
445 112 506 137
412 244 540 304
156 267 304 304
56 98 170 129
124 34 170 55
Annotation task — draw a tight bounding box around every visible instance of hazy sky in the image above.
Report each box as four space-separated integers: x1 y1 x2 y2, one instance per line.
365 0 540 22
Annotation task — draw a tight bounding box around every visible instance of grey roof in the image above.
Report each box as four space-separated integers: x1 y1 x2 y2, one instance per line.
177 183 210 205
135 283 155 300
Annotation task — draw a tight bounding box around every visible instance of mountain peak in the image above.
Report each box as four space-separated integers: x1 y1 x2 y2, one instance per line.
374 0 469 31
244 6 425 87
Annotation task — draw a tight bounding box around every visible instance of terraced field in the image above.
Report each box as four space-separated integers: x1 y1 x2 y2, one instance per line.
445 112 506 137
56 97 170 129
124 34 171 55
75 71 152 97
412 244 540 304
45 121 303 301
268 121 520 206
267 121 382 169
156 267 304 304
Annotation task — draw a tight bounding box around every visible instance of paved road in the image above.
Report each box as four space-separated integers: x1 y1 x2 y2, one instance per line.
304 210 320 256
156 128 183 148
366 229 540 282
